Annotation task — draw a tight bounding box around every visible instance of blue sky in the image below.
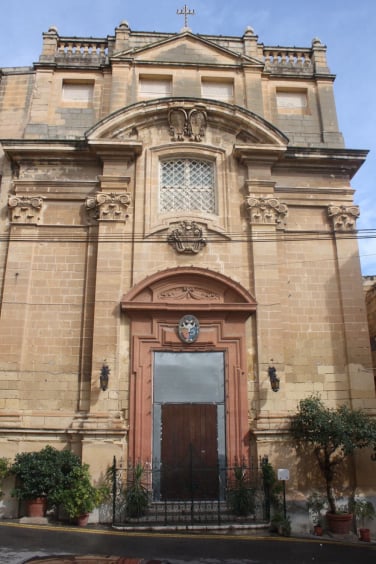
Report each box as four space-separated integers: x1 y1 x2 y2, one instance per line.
1 0 375 274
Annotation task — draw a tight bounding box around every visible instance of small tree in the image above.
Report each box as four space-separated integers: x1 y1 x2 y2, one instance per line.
290 395 376 514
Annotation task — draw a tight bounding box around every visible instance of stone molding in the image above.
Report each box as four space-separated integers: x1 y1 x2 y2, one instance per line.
327 204 360 231
85 192 132 222
8 195 44 224
167 220 206 254
245 196 288 226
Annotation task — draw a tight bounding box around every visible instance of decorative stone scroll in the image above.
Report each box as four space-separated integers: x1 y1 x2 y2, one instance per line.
167 221 206 254
168 106 207 142
245 197 288 226
158 286 220 302
8 195 44 224
85 192 132 222
327 205 360 232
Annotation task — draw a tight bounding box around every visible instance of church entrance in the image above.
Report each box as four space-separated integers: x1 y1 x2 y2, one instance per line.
152 351 225 501
121 267 256 483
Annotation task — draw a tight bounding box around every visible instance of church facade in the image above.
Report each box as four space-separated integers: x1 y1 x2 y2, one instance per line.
0 20 374 518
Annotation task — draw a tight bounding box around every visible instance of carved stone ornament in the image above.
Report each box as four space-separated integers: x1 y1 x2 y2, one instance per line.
159 286 220 301
188 108 207 142
167 221 206 254
8 195 44 224
168 106 207 142
245 197 288 226
85 192 132 222
327 204 360 231
178 314 200 344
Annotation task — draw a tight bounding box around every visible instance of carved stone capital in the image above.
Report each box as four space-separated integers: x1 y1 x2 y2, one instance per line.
85 192 132 223
167 221 206 254
168 105 207 142
8 195 44 224
245 197 288 226
327 204 359 231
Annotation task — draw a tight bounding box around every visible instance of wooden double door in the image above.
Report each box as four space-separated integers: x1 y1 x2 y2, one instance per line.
160 403 218 500
153 351 225 501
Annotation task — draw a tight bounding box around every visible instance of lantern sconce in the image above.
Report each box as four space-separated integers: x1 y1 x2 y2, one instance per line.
268 366 280 392
100 361 110 391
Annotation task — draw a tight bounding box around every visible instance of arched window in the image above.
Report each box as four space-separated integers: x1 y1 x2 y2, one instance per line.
159 159 215 213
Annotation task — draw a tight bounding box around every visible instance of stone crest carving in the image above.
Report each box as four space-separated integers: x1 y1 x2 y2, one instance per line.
168 106 207 142
86 192 132 222
327 205 359 231
245 197 288 226
8 195 44 224
167 221 206 254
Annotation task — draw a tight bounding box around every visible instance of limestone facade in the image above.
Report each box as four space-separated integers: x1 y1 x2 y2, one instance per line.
0 21 375 518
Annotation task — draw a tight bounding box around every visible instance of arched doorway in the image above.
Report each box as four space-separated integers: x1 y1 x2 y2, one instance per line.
121 267 256 500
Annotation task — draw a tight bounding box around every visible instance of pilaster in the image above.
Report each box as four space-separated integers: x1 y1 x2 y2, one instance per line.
327 205 374 410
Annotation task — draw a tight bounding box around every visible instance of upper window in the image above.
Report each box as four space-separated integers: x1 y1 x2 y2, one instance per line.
276 90 307 112
62 81 94 104
139 76 172 99
160 159 215 213
201 79 233 103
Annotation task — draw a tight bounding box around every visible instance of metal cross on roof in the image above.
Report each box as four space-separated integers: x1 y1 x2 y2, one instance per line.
177 4 195 28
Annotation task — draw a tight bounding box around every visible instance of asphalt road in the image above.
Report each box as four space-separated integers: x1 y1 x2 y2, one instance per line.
0 521 376 564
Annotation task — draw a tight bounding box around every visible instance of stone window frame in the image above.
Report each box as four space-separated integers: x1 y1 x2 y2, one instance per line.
139 74 173 99
201 77 234 103
144 144 229 237
275 87 309 115
61 79 95 106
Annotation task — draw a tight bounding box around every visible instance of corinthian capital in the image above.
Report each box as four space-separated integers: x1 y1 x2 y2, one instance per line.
85 192 132 223
328 205 359 231
8 195 44 224
245 197 288 226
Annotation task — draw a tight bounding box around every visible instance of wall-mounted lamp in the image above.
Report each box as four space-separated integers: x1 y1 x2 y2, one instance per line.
100 362 110 391
268 366 280 392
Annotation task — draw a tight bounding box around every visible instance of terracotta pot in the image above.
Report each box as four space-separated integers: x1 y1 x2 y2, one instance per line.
314 524 323 536
26 497 47 518
359 528 371 542
77 513 89 527
326 512 353 534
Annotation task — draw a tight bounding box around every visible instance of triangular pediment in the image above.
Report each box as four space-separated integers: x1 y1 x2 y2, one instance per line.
112 32 262 67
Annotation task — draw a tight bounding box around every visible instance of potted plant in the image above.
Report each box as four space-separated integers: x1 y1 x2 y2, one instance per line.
227 464 255 517
124 463 149 519
306 492 326 535
59 463 108 526
0 457 10 499
290 396 376 534
10 445 81 517
352 496 375 542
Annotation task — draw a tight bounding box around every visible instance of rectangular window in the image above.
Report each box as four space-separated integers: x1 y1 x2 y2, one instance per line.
139 76 172 99
160 158 215 213
276 89 307 112
201 79 233 102
62 81 94 103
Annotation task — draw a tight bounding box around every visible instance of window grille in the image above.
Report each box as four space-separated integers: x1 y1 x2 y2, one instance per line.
160 159 215 213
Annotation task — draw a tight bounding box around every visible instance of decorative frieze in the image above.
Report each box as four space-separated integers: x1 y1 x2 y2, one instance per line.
8 195 44 224
158 286 220 302
245 197 288 226
167 221 206 254
168 106 207 142
85 192 132 222
328 204 360 231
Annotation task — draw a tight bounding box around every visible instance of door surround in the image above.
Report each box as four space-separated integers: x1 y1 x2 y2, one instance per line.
121 266 256 466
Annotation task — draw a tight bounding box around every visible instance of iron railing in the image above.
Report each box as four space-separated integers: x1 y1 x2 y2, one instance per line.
110 457 271 527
